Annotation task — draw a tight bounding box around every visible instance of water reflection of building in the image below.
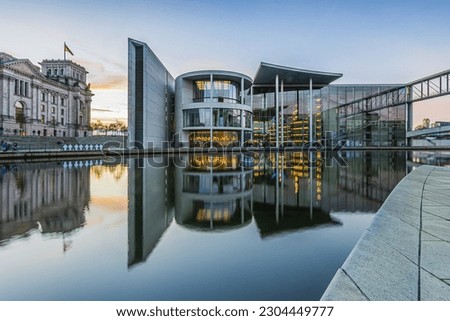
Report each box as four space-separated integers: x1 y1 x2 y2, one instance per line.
0 162 90 243
326 151 406 212
252 152 340 237
253 151 407 218
128 157 174 267
174 154 253 230
126 151 407 266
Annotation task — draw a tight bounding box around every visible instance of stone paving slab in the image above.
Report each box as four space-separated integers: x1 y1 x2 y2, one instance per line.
421 241 450 279
322 165 450 301
421 231 442 242
321 269 368 301
367 211 419 264
422 213 450 242
341 231 419 301
420 268 450 301
422 207 450 220
380 198 421 229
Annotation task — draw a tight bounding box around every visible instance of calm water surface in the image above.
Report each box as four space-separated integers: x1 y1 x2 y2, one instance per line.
0 152 411 300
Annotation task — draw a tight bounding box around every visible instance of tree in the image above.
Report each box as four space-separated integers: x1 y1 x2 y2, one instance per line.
91 120 107 135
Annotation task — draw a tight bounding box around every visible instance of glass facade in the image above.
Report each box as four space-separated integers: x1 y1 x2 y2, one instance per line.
212 108 241 127
188 130 241 147
183 172 252 194
184 108 211 127
251 84 405 147
193 80 240 103
339 105 406 147
184 108 250 128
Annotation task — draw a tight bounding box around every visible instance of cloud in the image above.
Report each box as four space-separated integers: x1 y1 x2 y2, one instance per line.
90 74 127 90
91 107 114 112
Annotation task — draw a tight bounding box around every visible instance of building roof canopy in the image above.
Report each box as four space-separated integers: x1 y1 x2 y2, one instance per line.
252 62 342 93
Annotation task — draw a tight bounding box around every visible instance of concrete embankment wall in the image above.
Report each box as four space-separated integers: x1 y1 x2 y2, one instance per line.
0 135 127 151
321 165 450 301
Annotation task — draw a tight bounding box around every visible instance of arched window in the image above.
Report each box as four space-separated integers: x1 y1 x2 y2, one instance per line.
15 101 25 124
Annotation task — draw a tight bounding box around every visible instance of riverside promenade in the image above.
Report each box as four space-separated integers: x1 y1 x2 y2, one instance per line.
322 165 450 300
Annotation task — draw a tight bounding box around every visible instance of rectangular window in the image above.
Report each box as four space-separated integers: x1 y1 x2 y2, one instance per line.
61 109 64 115
52 96 56 104
14 79 19 95
60 117 64 125
41 115 45 124
61 98 65 106
51 107 55 114
51 116 56 124
20 80 24 96
41 105 45 112
41 92 46 101
25 82 29 97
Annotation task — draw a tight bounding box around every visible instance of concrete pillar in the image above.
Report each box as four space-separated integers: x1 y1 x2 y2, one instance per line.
281 79 284 147
250 86 254 142
309 78 313 146
275 74 279 148
210 73 213 148
406 85 413 147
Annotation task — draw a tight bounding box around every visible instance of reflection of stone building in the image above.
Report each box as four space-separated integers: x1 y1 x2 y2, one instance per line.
174 154 253 230
0 52 93 137
0 163 90 242
128 158 174 267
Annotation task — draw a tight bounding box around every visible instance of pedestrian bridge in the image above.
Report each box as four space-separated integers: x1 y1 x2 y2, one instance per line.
407 125 450 139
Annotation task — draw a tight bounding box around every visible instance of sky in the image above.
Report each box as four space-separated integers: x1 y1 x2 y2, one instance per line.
1 0 450 126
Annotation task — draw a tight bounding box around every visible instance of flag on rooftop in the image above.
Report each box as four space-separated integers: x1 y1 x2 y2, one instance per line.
64 42 74 56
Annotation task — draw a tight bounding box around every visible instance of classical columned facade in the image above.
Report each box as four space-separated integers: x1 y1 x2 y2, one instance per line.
0 52 93 137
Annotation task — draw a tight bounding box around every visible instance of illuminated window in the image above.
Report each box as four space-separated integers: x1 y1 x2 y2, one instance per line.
193 79 240 103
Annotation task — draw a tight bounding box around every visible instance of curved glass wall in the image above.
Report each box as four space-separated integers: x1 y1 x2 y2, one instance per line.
175 154 253 230
183 108 211 127
212 108 241 127
184 108 250 128
193 80 240 103
188 130 240 147
183 172 252 195
243 111 252 128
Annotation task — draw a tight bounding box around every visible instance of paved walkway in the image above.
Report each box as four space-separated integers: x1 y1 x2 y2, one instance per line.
322 165 450 300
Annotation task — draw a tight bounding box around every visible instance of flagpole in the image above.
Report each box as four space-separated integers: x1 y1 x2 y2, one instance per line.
64 42 66 61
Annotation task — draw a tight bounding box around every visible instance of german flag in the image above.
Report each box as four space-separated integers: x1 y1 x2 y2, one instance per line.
64 42 74 56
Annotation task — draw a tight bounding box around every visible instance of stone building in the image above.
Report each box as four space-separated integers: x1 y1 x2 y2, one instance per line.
0 52 93 137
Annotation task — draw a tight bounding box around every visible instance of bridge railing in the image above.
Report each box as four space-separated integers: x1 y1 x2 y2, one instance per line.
336 69 450 118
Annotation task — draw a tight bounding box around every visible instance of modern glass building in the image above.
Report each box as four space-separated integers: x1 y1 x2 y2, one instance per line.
174 70 252 147
250 83 404 147
128 38 407 148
